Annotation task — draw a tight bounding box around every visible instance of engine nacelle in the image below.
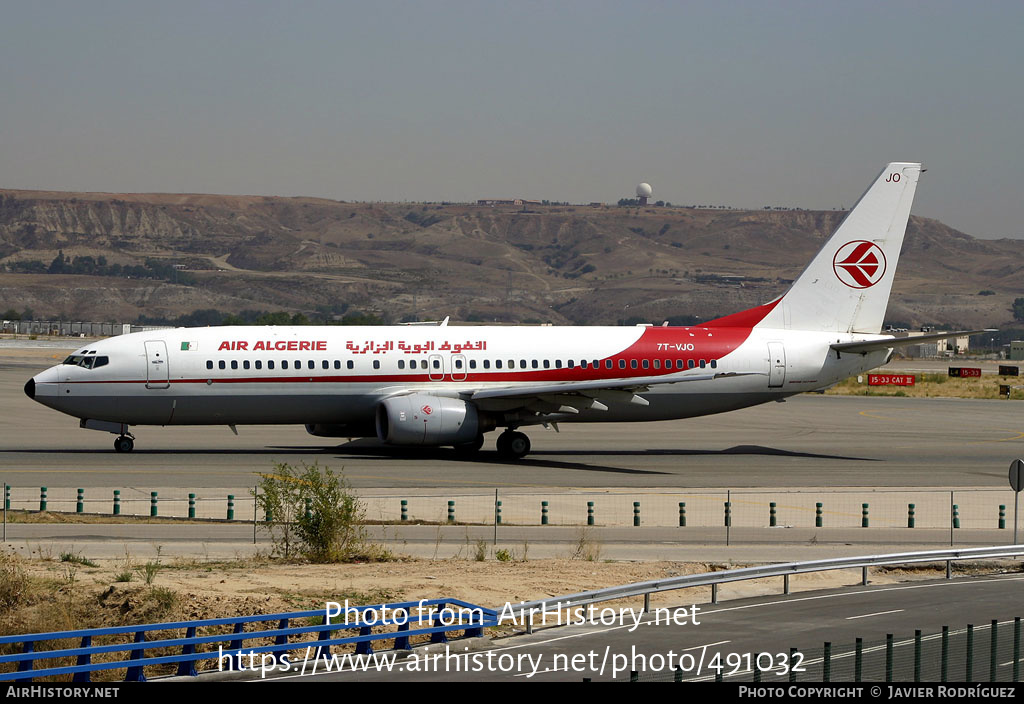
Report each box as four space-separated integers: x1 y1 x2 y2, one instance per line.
376 394 479 446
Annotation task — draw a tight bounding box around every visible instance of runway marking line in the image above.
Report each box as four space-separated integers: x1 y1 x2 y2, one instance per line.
858 410 903 421
845 608 904 620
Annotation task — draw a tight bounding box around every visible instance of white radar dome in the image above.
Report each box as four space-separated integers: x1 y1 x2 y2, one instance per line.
636 183 653 198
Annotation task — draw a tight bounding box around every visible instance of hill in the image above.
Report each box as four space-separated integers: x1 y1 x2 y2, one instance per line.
0 190 1021 329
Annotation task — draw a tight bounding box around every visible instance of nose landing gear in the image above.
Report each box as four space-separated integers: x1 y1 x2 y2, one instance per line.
496 430 531 459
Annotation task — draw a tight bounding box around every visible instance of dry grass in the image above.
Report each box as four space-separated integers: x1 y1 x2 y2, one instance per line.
826 372 1021 400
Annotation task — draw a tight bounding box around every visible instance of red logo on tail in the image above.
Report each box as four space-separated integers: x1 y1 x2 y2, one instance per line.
833 241 887 289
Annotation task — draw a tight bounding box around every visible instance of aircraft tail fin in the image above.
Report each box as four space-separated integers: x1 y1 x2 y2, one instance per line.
708 162 922 334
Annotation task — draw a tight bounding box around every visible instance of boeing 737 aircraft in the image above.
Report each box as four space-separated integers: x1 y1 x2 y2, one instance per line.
24 162 986 458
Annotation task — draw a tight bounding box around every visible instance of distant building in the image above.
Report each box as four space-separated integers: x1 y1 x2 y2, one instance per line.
477 199 542 206
1011 341 1024 361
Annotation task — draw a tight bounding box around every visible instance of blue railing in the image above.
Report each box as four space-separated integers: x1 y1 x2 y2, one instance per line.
0 598 498 682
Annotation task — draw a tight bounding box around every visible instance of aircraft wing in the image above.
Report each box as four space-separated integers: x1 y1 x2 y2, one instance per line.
465 371 761 415
831 329 995 355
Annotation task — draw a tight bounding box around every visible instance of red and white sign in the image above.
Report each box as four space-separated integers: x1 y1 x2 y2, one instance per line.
421 405 433 415
833 241 887 289
868 374 916 386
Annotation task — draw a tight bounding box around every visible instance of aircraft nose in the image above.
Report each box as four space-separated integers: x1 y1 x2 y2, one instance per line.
24 377 35 400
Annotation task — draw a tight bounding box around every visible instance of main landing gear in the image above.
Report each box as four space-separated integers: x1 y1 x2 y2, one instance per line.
496 430 531 460
114 434 135 453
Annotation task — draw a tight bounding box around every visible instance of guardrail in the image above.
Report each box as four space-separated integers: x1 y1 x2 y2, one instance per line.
0 598 497 682
508 545 1024 633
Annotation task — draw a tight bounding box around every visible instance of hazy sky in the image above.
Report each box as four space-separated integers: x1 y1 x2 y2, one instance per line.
1 1 1022 238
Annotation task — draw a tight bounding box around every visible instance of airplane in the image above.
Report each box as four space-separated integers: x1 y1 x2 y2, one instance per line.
23 162 989 458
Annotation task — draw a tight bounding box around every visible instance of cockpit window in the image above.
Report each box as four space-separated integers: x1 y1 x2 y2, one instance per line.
62 355 109 369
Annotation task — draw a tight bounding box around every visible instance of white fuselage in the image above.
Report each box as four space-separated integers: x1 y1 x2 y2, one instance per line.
28 324 890 429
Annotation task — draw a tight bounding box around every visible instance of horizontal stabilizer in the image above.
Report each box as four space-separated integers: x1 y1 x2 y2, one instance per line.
830 329 995 355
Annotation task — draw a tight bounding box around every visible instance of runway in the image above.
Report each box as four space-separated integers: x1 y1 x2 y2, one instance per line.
3 346 1023 489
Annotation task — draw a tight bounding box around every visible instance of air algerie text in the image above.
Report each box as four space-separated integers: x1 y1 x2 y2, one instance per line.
218 340 327 351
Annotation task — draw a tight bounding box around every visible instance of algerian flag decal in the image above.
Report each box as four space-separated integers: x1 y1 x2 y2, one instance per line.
180 341 197 351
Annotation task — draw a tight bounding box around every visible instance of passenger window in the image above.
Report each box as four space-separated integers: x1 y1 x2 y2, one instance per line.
520 360 527 369
409 360 417 369
581 360 588 369
542 360 549 369
206 361 213 370
347 361 354 369
531 360 538 369
231 360 238 370
268 360 275 370
688 359 696 369
496 360 503 369
282 361 289 370
653 359 661 369
483 360 491 369
469 360 476 369
322 360 329 370
700 360 706 368
433 360 440 369
219 361 226 370
373 360 380 370
568 360 574 368
605 360 613 369
677 360 684 369
455 359 463 369
642 359 649 369
630 360 638 369
255 361 262 370
555 360 562 369
334 360 340 369
243 360 250 370
308 360 314 370
398 360 405 370
294 360 300 368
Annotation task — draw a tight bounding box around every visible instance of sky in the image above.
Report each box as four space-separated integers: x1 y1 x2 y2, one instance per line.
1 1 1022 239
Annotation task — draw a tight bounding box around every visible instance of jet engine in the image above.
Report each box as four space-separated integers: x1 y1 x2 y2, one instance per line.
375 394 480 446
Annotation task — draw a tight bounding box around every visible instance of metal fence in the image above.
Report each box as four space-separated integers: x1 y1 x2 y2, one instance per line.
4 486 1022 546
0 599 496 682
635 619 1022 682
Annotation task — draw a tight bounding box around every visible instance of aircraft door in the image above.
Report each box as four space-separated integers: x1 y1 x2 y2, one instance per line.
427 354 444 381
145 341 170 389
450 354 467 381
767 341 786 388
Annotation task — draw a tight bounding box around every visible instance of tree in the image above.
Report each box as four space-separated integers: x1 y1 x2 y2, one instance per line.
1013 298 1024 322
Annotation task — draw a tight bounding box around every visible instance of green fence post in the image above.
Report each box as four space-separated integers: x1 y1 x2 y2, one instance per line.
966 624 974 682
815 502 823 528
541 501 549 525
823 642 831 682
113 490 120 516
39 487 47 512
953 504 960 529
886 633 894 682
908 503 916 528
150 491 158 517
633 501 640 527
991 620 998 683
1014 617 1020 683
447 500 455 523
999 505 1006 530
587 501 594 526
854 638 863 682
227 495 235 521
76 489 84 514
862 503 869 528
3 484 8 511
914 629 922 682
678 502 685 527
188 493 196 519
941 625 949 682
401 499 408 522
769 502 777 527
